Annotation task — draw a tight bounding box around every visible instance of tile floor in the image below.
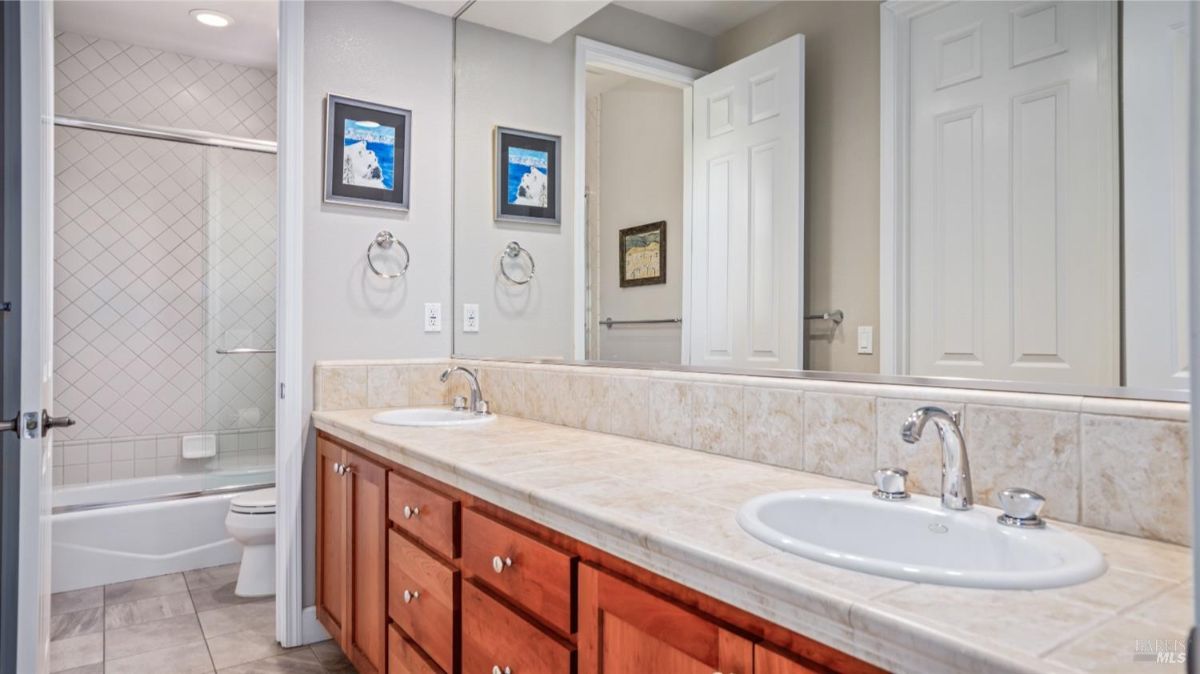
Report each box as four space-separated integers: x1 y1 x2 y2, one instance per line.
49 563 356 673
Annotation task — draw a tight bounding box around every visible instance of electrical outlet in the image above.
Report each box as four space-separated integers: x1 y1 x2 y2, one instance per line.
424 303 442 332
857 325 874 355
463 304 480 333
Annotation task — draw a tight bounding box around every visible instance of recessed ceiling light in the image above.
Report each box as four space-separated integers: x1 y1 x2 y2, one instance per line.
190 9 233 28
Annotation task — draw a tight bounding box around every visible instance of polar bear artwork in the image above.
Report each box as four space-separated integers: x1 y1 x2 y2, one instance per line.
343 140 387 190
513 165 548 207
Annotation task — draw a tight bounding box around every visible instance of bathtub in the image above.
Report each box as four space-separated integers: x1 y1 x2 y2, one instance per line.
51 468 275 593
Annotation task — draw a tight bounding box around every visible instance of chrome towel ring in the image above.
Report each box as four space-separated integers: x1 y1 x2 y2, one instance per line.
367 230 410 279
498 241 535 285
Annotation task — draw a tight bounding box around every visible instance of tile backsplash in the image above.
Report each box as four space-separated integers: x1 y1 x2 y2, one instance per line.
314 358 1191 546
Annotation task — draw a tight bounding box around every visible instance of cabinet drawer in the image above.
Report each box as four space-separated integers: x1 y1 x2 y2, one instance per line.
462 581 574 674
388 472 459 559
461 508 577 634
388 623 443 674
388 531 456 674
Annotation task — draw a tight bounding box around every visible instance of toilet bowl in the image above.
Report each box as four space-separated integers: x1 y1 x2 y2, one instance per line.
225 487 276 597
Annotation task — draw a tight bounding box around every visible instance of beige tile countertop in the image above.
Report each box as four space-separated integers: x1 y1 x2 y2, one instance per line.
312 409 1192 674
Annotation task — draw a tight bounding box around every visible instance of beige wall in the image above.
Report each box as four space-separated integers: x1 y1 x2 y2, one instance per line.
715 2 881 373
453 5 715 360
589 78 684 363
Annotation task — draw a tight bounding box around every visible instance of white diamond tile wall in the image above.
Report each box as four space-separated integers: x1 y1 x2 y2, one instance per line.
55 32 277 141
52 34 278 485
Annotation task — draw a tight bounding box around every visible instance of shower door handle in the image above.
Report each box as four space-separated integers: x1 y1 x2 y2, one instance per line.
41 410 76 437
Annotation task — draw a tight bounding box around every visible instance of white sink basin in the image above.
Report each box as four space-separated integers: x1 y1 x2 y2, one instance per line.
371 407 496 427
737 490 1106 589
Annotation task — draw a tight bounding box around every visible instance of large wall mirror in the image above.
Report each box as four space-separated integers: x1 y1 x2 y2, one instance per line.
449 1 1191 401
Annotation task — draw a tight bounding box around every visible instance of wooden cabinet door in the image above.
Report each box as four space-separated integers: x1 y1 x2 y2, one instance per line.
579 564 753 674
316 437 347 645
346 449 388 674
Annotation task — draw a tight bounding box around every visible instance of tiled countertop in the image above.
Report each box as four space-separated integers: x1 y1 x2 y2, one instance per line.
313 409 1191 674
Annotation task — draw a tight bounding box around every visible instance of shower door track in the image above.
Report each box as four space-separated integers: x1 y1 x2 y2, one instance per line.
54 114 278 155
52 480 276 515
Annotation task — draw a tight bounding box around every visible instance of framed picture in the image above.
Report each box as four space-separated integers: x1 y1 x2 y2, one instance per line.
324 94 411 211
495 127 560 225
619 221 667 287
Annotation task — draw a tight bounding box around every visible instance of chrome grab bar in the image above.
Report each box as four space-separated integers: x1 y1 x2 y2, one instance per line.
216 347 276 355
804 310 844 325
53 481 275 515
600 317 683 329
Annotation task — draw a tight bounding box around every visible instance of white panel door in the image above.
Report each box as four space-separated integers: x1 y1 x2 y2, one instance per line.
1123 1 1191 391
690 35 804 369
905 1 1118 385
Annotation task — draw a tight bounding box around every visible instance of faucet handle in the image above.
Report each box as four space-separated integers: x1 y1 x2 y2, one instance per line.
996 487 1046 528
475 400 491 415
451 395 469 411
873 467 910 501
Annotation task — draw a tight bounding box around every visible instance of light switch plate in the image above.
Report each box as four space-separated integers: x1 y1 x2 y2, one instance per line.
424 303 442 332
463 303 480 333
857 325 873 354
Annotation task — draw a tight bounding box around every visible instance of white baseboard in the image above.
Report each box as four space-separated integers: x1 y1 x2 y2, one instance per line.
301 606 331 645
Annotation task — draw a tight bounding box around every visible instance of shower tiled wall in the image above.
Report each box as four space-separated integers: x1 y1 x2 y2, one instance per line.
52 32 277 485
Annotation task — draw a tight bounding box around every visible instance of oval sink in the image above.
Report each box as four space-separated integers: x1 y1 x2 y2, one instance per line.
371 407 496 427
737 490 1106 589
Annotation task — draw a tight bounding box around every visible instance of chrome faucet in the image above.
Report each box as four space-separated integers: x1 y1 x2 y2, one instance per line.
901 406 973 510
440 367 487 414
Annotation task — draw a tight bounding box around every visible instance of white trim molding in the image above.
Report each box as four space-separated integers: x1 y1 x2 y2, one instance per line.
571 37 705 361
1187 0 1199 632
275 0 305 649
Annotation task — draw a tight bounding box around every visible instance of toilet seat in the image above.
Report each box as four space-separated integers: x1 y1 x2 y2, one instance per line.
230 487 276 515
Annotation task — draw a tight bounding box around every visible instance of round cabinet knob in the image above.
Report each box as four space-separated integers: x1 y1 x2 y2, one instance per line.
403 589 419 604
403 505 420 519
492 666 512 674
872 467 910 501
332 462 342 474
491 555 512 574
996 487 1046 528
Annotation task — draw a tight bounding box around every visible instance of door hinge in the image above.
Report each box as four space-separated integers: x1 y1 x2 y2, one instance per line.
279 382 286 400
20 412 39 440
0 301 11 313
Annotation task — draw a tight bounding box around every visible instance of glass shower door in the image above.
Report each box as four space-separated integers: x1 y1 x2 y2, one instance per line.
202 145 277 478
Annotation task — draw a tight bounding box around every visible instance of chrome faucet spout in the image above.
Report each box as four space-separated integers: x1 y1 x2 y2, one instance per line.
901 406 973 510
440 367 485 414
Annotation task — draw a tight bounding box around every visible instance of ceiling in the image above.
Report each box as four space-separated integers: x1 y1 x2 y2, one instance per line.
456 1 610 43
55 1 278 70
612 1 778 37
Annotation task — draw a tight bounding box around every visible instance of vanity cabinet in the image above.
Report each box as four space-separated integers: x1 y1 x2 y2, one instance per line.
316 437 388 674
316 432 884 674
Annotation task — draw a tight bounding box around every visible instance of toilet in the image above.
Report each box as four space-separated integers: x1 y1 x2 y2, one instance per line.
225 487 276 597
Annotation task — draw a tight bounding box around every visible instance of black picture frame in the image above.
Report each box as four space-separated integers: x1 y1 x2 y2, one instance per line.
494 126 561 225
619 221 667 287
324 94 412 211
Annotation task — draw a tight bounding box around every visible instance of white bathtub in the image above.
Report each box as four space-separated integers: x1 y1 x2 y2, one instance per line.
52 468 274 593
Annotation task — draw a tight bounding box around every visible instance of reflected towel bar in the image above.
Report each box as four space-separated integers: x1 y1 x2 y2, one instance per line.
215 347 276 355
600 317 683 329
804 310 844 325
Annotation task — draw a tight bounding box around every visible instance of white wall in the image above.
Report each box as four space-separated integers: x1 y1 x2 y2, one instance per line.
589 78 684 363
453 5 715 360
300 0 453 604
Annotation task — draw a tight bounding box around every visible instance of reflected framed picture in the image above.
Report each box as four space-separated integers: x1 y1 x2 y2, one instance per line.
324 94 411 211
494 126 560 225
619 221 666 287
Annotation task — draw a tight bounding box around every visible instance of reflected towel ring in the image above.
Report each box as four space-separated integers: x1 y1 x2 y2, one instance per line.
367 230 410 279
498 241 535 285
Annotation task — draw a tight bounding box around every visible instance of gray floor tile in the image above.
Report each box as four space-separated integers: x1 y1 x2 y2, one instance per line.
197 601 275 639
206 629 290 670
48 632 103 673
310 640 355 672
49 606 104 641
51 587 103 616
216 648 325 673
55 664 104 674
189 581 271 612
105 590 196 630
185 563 241 592
104 640 215 674
105 612 205 660
105 572 189 605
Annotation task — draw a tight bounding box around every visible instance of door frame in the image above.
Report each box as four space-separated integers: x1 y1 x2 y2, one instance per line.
275 0 310 648
878 0 940 376
571 37 704 361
